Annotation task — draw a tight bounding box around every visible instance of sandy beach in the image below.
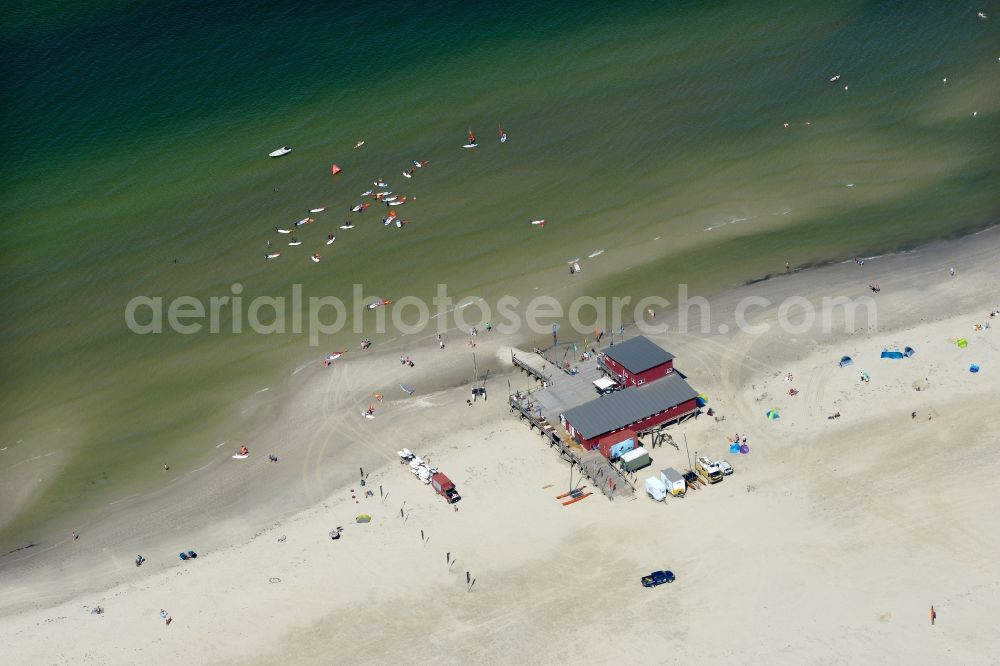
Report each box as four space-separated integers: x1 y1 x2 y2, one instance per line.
2 227 999 664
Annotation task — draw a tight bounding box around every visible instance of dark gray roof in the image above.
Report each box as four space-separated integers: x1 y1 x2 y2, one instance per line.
563 373 698 440
602 336 674 373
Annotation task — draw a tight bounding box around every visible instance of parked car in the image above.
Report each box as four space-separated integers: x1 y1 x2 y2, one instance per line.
717 459 734 476
641 570 676 587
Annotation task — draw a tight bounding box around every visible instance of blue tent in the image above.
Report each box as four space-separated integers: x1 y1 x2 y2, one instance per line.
904 346 915 357
970 364 980 373
839 356 853 367
881 349 905 359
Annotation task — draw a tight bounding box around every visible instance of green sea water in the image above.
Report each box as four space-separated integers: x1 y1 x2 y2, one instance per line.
1 0 997 545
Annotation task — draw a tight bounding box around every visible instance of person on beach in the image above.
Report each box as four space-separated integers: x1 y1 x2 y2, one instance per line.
930 605 936 625
949 267 955 276
269 453 278 462
160 609 172 626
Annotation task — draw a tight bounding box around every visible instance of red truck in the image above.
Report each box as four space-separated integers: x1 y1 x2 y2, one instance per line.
431 473 461 504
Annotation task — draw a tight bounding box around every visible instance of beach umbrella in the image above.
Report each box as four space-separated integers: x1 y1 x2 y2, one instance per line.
740 444 750 454
957 338 968 348
765 409 780 420
355 514 371 523
697 393 709 407
729 442 741 454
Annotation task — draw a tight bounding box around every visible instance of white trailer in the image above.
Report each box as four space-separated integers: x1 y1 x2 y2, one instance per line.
645 476 667 501
660 467 686 496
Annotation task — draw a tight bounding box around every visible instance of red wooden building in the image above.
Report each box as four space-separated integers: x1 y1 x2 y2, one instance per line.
600 336 675 387
562 373 699 451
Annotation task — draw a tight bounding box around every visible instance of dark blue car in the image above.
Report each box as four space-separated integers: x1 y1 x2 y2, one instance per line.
641 570 675 587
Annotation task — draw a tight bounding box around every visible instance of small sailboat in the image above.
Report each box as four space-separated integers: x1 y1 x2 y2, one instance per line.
351 202 370 212
311 253 322 263
374 179 388 188
288 239 302 246
326 234 336 245
310 207 326 213
530 219 545 227
294 217 314 226
265 252 282 260
354 139 365 149
367 298 393 310
463 129 478 148
275 228 292 234
829 74 841 82
499 124 507 143
268 146 292 157
340 221 355 229
412 160 428 168
402 170 413 178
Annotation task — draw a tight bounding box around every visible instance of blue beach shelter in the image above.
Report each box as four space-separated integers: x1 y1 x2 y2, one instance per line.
765 409 780 420
839 356 853 367
970 364 980 373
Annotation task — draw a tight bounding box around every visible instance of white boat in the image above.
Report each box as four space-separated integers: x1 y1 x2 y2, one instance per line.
310 207 326 213
326 236 336 245
402 171 412 178
311 253 321 263
462 143 478 149
288 240 302 246
276 228 292 234
387 198 405 206
265 252 282 260
294 217 313 226
530 219 545 226
269 146 292 157
339 223 355 229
